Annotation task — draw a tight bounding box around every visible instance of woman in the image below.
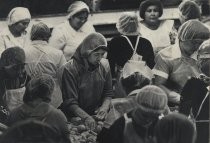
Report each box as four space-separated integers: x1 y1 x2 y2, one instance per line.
60 32 113 130
7 74 70 142
153 20 209 105
49 1 95 61
179 40 210 143
139 0 177 54
97 85 168 143
107 12 154 98
178 0 201 24
25 22 66 108
107 12 155 79
0 7 31 56
155 113 196 143
0 47 30 113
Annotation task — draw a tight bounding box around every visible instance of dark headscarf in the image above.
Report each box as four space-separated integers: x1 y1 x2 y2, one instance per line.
0 47 25 68
155 113 196 143
139 0 163 19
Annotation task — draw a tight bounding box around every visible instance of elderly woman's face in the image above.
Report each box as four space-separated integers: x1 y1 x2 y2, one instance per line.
70 11 88 30
181 39 204 56
144 5 160 24
87 49 106 66
12 19 30 34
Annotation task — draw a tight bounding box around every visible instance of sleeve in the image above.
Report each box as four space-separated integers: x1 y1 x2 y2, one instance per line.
61 67 79 108
58 52 67 68
140 39 155 69
49 27 66 51
107 39 117 78
152 54 171 79
101 60 114 99
97 117 125 143
0 36 6 56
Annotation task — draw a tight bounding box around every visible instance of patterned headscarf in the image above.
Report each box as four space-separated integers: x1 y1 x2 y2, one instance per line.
30 22 51 41
7 7 31 26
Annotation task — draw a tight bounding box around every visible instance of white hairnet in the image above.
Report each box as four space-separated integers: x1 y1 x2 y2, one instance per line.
178 20 210 41
67 1 90 19
116 12 139 35
7 7 31 26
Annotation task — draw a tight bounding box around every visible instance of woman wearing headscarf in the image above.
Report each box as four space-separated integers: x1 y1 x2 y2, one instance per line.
25 22 66 108
0 7 31 56
97 85 168 143
49 1 95 61
6 74 70 143
155 113 196 143
153 20 210 105
60 32 113 130
179 40 210 143
138 0 177 54
178 0 201 24
0 47 30 114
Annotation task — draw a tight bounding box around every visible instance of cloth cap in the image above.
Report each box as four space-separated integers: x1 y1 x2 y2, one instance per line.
134 85 167 117
139 0 163 19
76 32 107 58
7 7 31 26
116 12 139 35
31 22 51 41
23 74 55 103
179 0 201 20
178 20 210 41
67 1 89 19
0 47 25 67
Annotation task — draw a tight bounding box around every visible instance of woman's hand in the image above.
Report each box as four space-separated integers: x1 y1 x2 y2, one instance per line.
95 107 108 121
84 116 96 130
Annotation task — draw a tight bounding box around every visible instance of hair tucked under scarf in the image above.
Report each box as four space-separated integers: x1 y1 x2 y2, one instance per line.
7 7 31 26
116 12 139 35
67 1 90 19
30 22 51 41
178 20 210 41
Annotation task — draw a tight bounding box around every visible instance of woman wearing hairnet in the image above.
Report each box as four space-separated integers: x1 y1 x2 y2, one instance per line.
7 74 70 143
0 47 30 123
97 85 168 143
178 0 201 24
138 0 177 54
155 113 196 143
60 32 113 130
179 40 210 143
0 7 31 56
107 12 155 79
49 1 95 61
153 20 210 106
25 22 66 108
107 12 155 98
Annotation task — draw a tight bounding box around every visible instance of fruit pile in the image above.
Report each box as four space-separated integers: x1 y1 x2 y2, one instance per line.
68 117 104 143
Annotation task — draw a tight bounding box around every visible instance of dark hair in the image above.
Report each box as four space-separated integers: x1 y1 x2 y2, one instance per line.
121 72 150 94
0 46 25 67
139 0 163 19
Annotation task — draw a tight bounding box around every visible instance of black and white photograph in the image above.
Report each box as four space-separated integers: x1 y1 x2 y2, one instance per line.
0 0 209 143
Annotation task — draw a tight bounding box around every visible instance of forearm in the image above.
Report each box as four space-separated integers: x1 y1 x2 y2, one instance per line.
101 97 111 111
69 104 90 120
